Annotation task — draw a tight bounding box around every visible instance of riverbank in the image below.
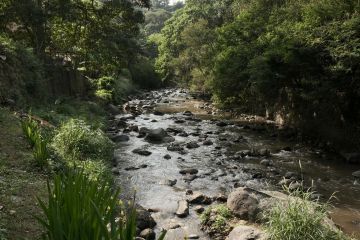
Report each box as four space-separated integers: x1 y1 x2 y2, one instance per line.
0 99 113 239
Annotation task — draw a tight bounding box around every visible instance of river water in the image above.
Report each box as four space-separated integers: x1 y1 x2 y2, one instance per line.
112 89 360 239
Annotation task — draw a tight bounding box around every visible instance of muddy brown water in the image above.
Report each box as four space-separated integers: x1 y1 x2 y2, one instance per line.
113 89 360 239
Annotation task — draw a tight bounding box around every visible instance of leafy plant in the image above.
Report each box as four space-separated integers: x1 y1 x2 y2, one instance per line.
21 117 39 147
264 188 353 240
51 119 114 162
37 170 167 240
21 116 49 168
33 137 49 169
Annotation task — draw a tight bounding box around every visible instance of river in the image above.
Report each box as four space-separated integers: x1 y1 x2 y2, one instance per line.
111 89 360 239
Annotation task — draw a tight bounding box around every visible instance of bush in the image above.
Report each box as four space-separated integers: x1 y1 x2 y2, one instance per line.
51 119 113 162
264 189 352 240
93 74 134 104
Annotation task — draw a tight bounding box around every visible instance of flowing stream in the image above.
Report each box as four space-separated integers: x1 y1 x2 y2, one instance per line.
111 89 360 239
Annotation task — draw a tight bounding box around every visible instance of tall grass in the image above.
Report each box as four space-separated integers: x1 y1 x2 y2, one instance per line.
264 187 353 240
21 116 39 147
21 116 49 168
37 170 166 240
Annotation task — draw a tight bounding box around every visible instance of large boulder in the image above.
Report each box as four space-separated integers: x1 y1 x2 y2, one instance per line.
227 188 260 221
226 226 267 240
145 128 175 143
136 205 156 230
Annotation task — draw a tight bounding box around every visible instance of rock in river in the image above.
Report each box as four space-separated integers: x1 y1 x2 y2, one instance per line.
132 148 152 156
136 205 156 230
145 128 175 143
176 200 189 218
188 192 212 205
139 228 155 240
186 141 200 149
226 225 267 240
179 168 198 175
227 187 259 221
111 134 130 142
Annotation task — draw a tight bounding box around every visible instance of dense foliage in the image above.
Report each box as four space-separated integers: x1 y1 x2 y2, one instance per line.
156 0 360 150
0 0 166 104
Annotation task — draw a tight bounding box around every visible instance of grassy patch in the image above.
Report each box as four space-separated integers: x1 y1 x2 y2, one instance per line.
200 204 233 239
32 99 107 129
0 107 48 239
264 189 353 240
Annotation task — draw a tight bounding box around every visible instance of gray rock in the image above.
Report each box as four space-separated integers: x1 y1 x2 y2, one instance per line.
175 119 186 124
139 228 155 240
216 121 228 127
194 206 205 214
176 200 189 218
179 169 198 175
188 234 200 239
188 192 212 205
186 141 200 149
132 148 152 156
111 168 120 175
136 205 156 230
216 194 228 203
203 140 213 146
226 225 267 240
183 175 198 182
145 128 175 143
164 154 172 160
167 143 184 152
111 134 130 142
227 188 259 221
183 111 193 116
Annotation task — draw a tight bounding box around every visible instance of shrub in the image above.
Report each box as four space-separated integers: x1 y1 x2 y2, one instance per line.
93 75 134 104
264 189 353 240
51 119 114 162
37 170 167 240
